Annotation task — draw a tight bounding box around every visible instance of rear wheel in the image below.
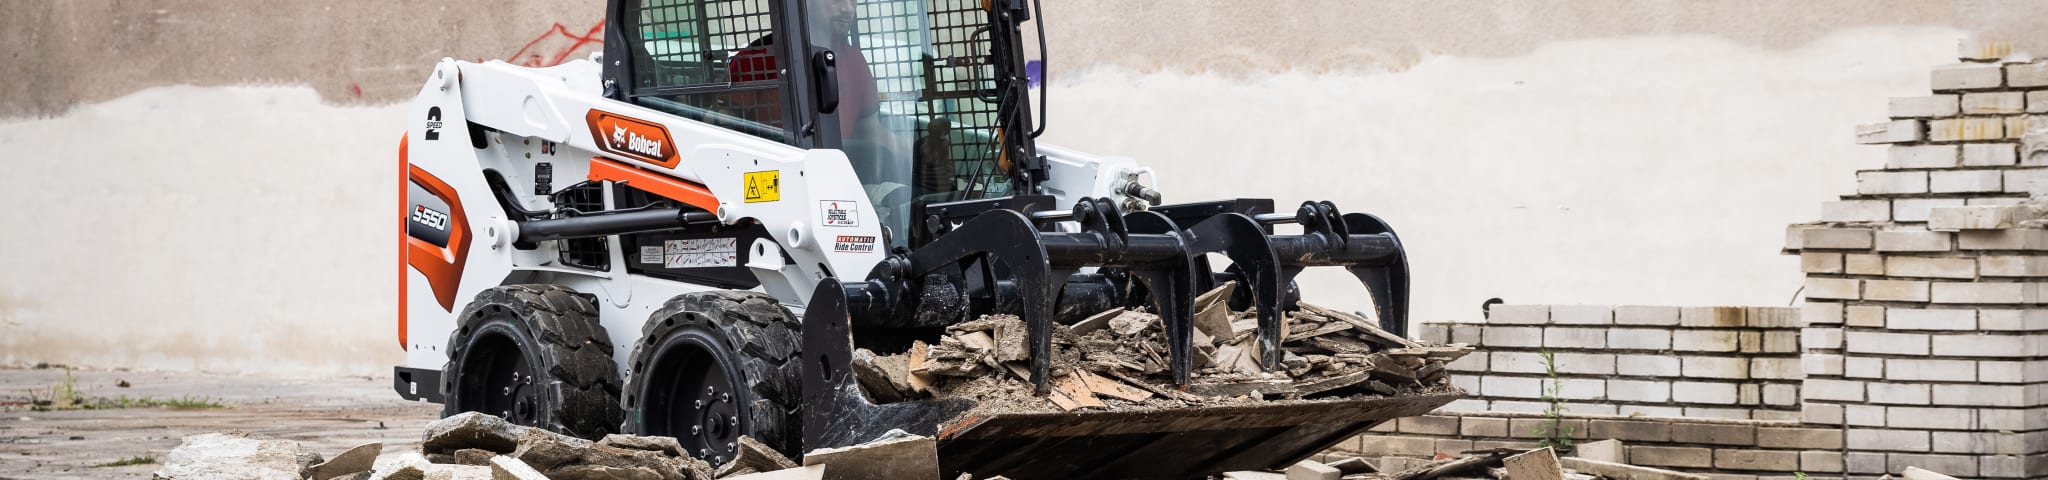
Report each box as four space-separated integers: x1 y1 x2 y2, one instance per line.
623 291 802 465
442 284 622 439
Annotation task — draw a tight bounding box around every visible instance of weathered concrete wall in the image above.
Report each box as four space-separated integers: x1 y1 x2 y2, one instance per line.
1 2 2044 376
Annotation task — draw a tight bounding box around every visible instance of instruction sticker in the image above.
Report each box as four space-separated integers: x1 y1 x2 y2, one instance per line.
833 235 877 253
663 238 739 268
743 171 780 203
820 200 859 227
638 246 663 264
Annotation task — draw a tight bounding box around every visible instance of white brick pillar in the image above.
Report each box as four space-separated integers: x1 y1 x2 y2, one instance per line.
1787 56 2048 479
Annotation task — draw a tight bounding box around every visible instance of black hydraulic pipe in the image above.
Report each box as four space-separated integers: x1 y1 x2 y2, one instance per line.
515 208 718 243
1268 233 1401 266
1040 233 1188 266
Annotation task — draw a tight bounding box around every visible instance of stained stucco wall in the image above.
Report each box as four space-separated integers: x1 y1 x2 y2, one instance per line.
0 1 2038 376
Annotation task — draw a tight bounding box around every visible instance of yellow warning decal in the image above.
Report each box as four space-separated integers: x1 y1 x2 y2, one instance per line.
743 170 780 203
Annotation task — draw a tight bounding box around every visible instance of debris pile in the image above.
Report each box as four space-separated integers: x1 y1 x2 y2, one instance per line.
853 282 1473 411
151 412 850 480
1227 443 1711 480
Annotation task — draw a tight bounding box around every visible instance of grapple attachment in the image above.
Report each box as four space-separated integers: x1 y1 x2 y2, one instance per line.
796 197 1442 477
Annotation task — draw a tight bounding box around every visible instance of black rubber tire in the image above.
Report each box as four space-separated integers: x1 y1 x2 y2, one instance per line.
622 290 802 465
442 284 623 439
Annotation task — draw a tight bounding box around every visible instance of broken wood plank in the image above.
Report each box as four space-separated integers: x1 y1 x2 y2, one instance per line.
1502 448 1564 480
1101 370 1203 402
1075 369 1154 402
1069 308 1124 336
1307 336 1374 354
906 341 933 394
1300 302 1419 349
1187 379 1295 398
1052 372 1107 409
957 330 996 352
1002 363 1084 411
1283 322 1354 342
1294 370 1372 397
1193 281 1238 340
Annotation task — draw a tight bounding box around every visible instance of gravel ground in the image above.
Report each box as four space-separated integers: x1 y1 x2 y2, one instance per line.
0 367 438 479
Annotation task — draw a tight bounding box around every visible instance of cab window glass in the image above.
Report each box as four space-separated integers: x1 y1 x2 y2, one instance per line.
628 0 788 141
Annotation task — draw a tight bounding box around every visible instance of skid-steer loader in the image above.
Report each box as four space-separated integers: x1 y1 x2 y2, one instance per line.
394 0 1458 477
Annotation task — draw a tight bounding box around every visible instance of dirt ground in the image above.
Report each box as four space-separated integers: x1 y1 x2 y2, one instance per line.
0 367 438 479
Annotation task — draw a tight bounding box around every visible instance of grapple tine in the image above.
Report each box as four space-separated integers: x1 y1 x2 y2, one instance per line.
1123 210 1199 386
1026 268 1071 394
1340 212 1410 336
1186 214 1285 370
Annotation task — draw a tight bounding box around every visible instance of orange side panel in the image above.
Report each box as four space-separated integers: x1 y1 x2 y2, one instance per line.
588 157 721 212
397 134 408 350
407 165 472 314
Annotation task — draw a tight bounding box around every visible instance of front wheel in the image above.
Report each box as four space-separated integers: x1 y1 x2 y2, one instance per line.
441 285 622 439
622 291 802 465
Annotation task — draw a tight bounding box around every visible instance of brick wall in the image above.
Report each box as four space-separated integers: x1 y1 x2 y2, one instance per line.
1418 305 1803 421
1338 54 2048 480
1785 55 2048 479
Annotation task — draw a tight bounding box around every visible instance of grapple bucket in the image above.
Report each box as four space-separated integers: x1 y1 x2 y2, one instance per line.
798 196 1438 478
802 276 1461 479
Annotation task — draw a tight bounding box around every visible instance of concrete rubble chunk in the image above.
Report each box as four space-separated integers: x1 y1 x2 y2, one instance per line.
371 453 435 480
310 442 384 480
508 428 596 472
851 349 911 403
801 431 939 480
1503 447 1565 480
1902 466 1961 480
424 412 530 455
154 431 325 480
1323 456 1376 474
1573 439 1623 464
599 434 689 459
489 455 549 480
1284 459 1341 480
1557 457 1708 480
1221 472 1287 480
722 464 826 480
716 436 799 478
1108 310 1154 336
989 315 1030 363
423 465 493 480
547 464 663 480
454 448 496 466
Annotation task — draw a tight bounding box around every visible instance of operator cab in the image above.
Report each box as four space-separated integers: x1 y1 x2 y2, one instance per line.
601 0 1043 250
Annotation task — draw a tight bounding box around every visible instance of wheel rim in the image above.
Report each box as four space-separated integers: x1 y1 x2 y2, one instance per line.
642 327 746 466
457 325 540 426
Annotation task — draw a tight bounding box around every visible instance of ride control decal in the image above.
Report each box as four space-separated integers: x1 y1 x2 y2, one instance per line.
833 235 877 253
744 170 780 203
586 109 680 168
820 200 859 227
